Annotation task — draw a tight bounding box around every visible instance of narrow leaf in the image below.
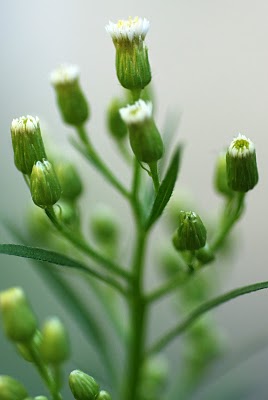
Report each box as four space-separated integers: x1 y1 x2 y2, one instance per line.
146 145 182 230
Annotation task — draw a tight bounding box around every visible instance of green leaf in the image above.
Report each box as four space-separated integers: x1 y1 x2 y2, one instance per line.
145 145 182 230
0 243 125 294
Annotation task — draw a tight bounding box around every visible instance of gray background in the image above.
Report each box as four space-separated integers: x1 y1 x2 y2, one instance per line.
1 1 268 399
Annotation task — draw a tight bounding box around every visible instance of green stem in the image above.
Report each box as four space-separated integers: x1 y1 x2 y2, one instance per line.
149 161 160 192
211 192 245 252
28 342 62 400
146 280 268 356
145 270 189 303
75 125 130 199
45 207 131 282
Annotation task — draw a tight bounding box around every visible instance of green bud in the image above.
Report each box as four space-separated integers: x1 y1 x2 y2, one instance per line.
195 243 215 265
54 162 83 201
226 134 258 192
16 330 42 362
10 115 47 175
34 397 48 400
214 152 234 197
0 287 37 343
69 370 100 400
96 391 112 400
51 64 89 126
55 200 80 228
106 17 151 91
107 98 128 140
120 100 163 163
173 211 207 251
90 205 119 244
0 376 28 400
40 317 69 364
30 160 61 208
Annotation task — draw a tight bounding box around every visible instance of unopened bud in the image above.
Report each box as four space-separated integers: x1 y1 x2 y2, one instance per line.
30 160 61 208
34 397 48 400
10 116 46 175
0 376 28 400
90 205 119 244
107 98 128 140
51 64 89 126
55 162 83 201
173 211 207 251
226 134 258 192
120 100 163 163
214 152 234 197
40 317 69 364
69 370 100 400
96 391 112 400
16 330 42 362
0 287 37 343
106 17 151 91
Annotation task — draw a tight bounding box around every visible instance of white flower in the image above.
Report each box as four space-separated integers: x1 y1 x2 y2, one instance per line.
50 64 80 86
11 115 40 134
105 17 150 42
119 100 152 125
228 133 255 158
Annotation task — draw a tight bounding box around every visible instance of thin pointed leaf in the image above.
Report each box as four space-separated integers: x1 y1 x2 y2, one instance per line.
146 145 182 230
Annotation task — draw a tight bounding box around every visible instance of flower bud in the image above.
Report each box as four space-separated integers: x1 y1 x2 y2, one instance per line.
214 152 234 197
120 100 163 163
40 317 69 364
195 243 215 265
0 376 28 400
106 17 151 91
54 162 83 201
96 391 112 400
50 64 89 126
173 211 207 251
106 98 128 140
69 370 100 400
10 116 47 175
34 397 48 400
30 160 61 208
0 287 37 343
90 205 119 244
226 134 258 192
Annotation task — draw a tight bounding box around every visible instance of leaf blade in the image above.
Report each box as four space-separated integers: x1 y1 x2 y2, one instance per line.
146 145 182 230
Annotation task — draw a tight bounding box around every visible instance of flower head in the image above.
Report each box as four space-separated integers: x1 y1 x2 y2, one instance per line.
11 115 40 134
50 64 80 87
227 133 255 158
105 17 150 43
119 100 152 125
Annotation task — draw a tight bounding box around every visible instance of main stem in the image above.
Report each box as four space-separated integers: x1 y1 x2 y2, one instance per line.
123 228 147 400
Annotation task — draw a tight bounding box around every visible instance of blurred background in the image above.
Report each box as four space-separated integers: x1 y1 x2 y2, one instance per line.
1 0 268 399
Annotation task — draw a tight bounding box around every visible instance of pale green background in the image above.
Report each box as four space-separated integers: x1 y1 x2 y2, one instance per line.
1 1 268 399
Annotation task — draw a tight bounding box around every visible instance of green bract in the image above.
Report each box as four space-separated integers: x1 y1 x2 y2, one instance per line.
173 211 207 251
69 370 100 400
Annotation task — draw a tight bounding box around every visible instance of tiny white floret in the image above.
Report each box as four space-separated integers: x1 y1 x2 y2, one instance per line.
11 115 40 135
50 64 80 86
119 100 152 125
228 133 255 158
105 17 150 42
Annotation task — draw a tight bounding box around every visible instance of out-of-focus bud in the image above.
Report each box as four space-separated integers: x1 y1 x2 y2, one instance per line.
139 356 168 400
195 243 215 265
54 162 83 201
50 64 89 126
120 100 163 163
173 211 207 251
10 115 46 175
16 330 42 362
34 397 48 400
107 97 128 140
0 376 28 400
0 287 37 343
106 17 151 91
30 160 61 208
96 391 112 400
90 205 119 244
40 317 69 365
69 370 100 400
55 200 80 228
214 152 234 197
226 133 258 192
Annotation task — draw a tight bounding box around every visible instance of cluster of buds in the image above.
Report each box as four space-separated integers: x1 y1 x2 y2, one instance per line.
69 370 112 400
0 288 69 399
11 116 61 208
